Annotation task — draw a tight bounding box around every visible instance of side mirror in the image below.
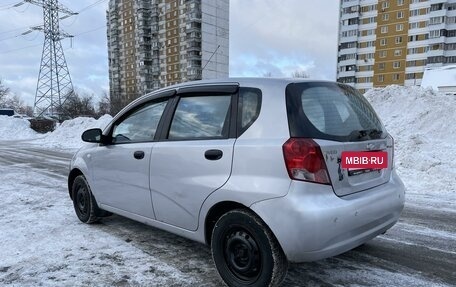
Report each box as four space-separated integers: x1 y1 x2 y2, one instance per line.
81 128 103 143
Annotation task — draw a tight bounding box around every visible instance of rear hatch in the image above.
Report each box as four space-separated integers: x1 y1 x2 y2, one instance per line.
286 82 393 197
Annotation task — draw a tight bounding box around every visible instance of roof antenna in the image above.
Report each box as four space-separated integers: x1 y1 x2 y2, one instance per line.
202 45 220 72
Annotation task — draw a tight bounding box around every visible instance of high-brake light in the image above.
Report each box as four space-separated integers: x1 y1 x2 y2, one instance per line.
282 138 331 185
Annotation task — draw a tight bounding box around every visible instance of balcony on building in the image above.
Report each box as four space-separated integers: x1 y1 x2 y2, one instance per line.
186 21 201 33
186 12 202 22
341 0 360 9
187 40 202 52
187 50 201 60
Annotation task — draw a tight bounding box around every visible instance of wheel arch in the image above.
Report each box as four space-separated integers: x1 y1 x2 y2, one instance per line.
68 168 84 200
205 201 248 245
204 201 282 249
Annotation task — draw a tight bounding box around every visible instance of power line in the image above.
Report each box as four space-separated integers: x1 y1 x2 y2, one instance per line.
0 34 21 42
1 0 107 36
77 0 108 14
0 2 18 9
73 25 106 37
0 25 35 35
12 2 30 12
61 13 79 27
0 43 42 54
0 23 106 53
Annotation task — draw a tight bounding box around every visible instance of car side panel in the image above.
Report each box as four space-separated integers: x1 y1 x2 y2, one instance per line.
150 139 235 231
197 138 292 235
91 143 155 218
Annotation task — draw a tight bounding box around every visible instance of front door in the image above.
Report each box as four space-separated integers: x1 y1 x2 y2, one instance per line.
90 99 169 218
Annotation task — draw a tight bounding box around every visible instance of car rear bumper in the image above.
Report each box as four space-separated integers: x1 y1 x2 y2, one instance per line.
250 171 405 262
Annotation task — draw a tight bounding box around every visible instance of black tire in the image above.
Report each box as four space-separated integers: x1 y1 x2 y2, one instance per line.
72 175 101 224
211 209 288 287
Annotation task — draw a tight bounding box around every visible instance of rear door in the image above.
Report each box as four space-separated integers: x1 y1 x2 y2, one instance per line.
149 85 237 231
286 82 393 196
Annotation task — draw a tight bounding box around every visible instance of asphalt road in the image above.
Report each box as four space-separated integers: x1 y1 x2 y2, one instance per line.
1 141 455 286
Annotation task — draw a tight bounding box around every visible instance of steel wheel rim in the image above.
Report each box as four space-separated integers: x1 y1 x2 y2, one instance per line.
223 227 261 282
76 185 89 217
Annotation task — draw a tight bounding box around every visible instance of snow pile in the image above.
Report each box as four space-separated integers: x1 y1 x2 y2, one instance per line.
35 115 113 150
365 85 456 194
0 115 38 140
1 86 454 194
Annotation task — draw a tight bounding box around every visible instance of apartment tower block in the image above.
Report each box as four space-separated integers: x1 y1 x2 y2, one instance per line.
107 0 229 112
337 0 456 93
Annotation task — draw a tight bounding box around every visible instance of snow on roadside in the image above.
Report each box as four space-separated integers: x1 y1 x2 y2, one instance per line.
1 86 455 195
33 115 113 150
0 116 38 140
0 164 196 286
0 114 112 150
364 85 456 194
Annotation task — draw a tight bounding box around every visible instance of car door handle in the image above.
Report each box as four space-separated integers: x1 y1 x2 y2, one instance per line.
133 151 145 160
205 149 223 161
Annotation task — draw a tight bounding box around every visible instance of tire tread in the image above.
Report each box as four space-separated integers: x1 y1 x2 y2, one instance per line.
211 209 288 287
72 175 100 224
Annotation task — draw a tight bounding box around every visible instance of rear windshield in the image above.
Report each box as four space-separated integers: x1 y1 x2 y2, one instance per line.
286 82 385 142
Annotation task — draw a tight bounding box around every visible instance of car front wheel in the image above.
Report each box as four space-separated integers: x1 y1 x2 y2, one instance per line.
211 209 288 287
72 175 100 224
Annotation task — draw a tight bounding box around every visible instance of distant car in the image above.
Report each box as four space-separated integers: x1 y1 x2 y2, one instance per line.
68 78 405 287
0 108 16 117
12 114 32 120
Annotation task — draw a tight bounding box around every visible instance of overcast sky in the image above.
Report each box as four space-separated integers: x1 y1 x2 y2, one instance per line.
0 0 339 106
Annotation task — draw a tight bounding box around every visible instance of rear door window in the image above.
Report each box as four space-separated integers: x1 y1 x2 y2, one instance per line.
168 95 232 140
286 82 385 142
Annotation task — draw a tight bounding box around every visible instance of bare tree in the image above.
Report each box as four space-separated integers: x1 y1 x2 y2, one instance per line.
3 94 24 110
19 105 34 116
97 91 111 116
0 78 11 106
263 71 273 77
109 92 124 115
59 91 96 119
291 70 310 78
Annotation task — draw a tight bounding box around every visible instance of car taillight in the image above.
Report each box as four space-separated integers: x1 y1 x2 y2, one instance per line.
282 138 331 185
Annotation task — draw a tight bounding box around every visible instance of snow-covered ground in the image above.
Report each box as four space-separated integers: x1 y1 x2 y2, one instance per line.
0 164 197 286
0 86 455 286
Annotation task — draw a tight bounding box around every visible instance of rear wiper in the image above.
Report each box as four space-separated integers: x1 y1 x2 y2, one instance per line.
349 129 383 141
368 129 383 138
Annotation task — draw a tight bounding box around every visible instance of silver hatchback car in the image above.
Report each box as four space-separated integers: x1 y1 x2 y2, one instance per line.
69 78 405 287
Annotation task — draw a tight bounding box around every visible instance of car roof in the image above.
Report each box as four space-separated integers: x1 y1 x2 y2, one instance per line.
158 77 331 88
140 77 335 99
116 78 337 120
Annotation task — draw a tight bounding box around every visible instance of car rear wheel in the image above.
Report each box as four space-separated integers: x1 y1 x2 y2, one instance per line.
72 175 101 224
211 209 288 287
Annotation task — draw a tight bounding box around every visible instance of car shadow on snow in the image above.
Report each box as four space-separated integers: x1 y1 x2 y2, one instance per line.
93 215 224 286
90 216 435 287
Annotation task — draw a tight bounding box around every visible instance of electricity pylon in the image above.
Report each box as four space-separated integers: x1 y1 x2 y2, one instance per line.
25 0 77 119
